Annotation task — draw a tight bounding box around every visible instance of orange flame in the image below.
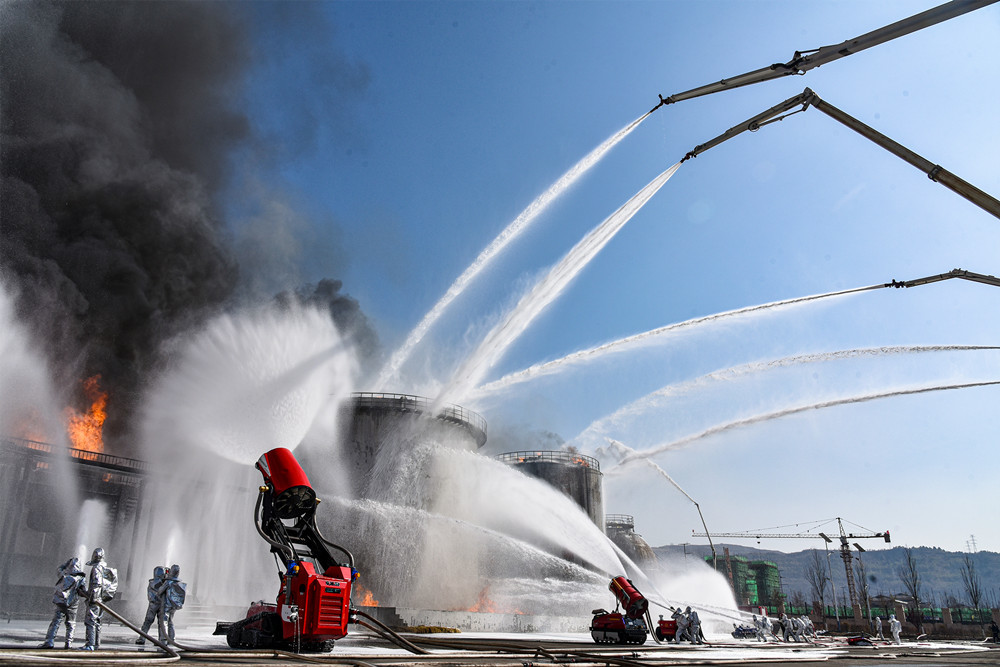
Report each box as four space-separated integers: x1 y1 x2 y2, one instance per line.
468 587 498 613
65 375 107 453
354 583 380 607
463 586 524 615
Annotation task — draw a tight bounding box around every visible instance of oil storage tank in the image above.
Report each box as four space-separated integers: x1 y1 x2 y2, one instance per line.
605 514 656 565
321 392 489 609
495 450 603 529
335 392 487 498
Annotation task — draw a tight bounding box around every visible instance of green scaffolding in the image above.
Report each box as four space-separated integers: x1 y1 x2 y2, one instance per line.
706 555 785 608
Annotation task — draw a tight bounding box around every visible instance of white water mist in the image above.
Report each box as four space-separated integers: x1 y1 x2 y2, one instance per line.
0 281 68 445
136 301 358 608
75 498 109 565
0 280 80 565
143 302 356 464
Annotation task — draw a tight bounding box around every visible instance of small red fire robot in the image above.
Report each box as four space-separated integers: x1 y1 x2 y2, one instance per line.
215 448 357 652
591 576 679 644
591 576 649 644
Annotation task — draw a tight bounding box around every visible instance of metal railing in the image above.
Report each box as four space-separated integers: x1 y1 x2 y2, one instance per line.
605 514 635 529
350 392 487 445
494 450 600 471
1 436 151 472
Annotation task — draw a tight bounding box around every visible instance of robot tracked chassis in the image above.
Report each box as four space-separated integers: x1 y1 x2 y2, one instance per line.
214 448 359 653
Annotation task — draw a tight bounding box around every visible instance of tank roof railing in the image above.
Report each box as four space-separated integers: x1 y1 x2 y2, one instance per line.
350 392 487 447
604 514 635 529
494 450 600 471
1 435 152 473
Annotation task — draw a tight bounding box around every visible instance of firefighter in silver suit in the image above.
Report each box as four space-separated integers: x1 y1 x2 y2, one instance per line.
80 548 108 651
40 557 86 649
155 563 186 644
135 566 166 645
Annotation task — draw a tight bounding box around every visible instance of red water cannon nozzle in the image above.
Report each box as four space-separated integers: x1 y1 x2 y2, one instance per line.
256 448 316 519
609 576 648 619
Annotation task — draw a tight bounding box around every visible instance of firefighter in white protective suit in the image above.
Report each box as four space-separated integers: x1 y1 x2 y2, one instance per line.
760 612 778 641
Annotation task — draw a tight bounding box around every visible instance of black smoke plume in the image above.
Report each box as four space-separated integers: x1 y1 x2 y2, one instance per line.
277 279 381 373
0 2 373 450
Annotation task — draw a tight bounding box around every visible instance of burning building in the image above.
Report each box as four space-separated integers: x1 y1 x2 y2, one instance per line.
0 436 148 616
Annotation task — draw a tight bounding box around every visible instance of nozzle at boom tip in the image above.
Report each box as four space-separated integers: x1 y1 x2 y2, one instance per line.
649 93 673 114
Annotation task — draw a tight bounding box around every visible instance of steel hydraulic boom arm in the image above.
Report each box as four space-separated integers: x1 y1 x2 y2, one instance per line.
652 0 997 110
679 87 1000 220
886 268 1000 289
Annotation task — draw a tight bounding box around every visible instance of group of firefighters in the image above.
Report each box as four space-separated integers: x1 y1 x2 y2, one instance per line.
39 548 185 651
669 606 705 643
747 612 817 642
742 611 906 644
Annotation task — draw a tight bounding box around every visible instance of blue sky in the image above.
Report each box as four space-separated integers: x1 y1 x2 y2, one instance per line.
227 1 999 556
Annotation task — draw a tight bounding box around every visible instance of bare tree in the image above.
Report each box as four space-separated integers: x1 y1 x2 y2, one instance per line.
897 547 924 634
805 550 829 626
959 554 986 638
854 557 872 626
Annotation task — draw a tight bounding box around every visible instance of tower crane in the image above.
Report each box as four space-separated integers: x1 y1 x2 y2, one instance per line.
693 518 890 609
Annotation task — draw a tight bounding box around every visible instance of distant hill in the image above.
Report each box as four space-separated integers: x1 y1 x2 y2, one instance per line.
653 544 1000 607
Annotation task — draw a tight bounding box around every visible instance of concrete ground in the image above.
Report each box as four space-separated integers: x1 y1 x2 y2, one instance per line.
1 617 996 666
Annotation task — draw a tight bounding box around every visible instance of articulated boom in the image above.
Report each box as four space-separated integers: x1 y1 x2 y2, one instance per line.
216 448 357 653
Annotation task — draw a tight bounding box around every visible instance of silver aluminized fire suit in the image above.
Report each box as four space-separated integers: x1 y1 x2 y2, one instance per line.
135 566 166 644
81 548 108 650
41 557 86 648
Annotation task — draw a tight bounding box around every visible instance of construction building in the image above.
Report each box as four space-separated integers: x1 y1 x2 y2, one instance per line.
706 553 785 609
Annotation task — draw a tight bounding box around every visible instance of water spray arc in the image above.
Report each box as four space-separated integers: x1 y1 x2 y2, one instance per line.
376 112 651 389
616 379 1000 466
605 439 717 572
680 88 1000 220
435 162 683 408
473 282 886 397
574 344 1000 445
649 0 997 110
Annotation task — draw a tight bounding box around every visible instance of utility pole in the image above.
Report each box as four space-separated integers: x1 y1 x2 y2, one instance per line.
855 543 872 628
821 535 841 632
